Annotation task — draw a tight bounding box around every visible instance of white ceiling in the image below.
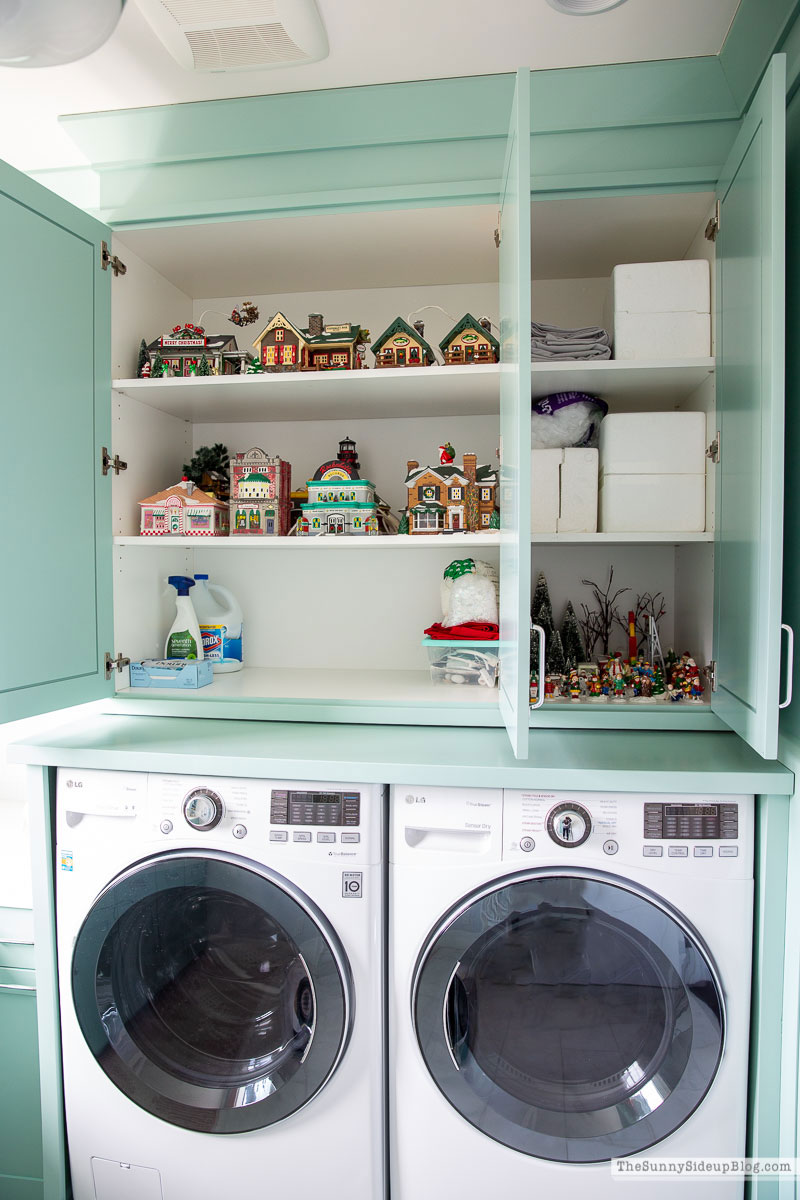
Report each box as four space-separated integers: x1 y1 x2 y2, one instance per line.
0 0 741 173
115 192 715 298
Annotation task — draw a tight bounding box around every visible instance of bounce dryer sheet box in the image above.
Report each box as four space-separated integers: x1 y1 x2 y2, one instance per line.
129 659 214 689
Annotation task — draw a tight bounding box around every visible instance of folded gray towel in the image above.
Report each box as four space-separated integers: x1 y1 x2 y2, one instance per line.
531 320 611 360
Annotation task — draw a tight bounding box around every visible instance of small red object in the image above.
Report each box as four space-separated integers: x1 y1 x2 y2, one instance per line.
424 621 499 640
628 610 637 662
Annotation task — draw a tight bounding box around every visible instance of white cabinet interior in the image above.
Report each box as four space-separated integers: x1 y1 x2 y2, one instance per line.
109 190 718 723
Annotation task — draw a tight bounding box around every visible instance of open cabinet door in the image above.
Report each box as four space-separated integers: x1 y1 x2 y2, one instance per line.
712 55 785 759
498 69 532 760
0 160 113 723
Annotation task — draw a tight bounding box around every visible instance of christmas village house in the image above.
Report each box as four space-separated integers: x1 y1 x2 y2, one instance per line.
251 312 368 371
139 479 229 536
404 453 498 534
439 314 500 365
229 447 292 536
371 317 436 367
146 324 248 376
299 441 379 535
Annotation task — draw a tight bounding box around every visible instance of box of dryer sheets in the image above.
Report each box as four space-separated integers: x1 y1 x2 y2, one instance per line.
604 260 710 360
531 448 598 534
598 412 706 533
129 659 214 689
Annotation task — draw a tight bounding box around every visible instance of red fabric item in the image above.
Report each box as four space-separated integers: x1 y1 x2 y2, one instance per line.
424 621 499 641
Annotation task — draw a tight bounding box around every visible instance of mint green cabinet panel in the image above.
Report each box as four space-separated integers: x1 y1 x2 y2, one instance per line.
721 0 800 111
0 159 113 724
712 56 786 760
0 971 43 1190
498 70 532 761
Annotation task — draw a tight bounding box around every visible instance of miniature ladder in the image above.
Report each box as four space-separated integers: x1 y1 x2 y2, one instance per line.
648 614 666 675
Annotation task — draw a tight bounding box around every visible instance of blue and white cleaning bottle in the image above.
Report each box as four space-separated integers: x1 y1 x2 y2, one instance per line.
192 574 243 672
165 576 204 660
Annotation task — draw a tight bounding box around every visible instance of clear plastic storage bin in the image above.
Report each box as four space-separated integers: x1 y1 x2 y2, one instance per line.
421 638 500 688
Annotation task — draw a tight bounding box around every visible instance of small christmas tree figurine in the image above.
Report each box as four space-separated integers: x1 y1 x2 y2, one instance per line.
652 664 666 698
197 353 211 376
548 629 566 678
151 352 166 378
398 510 410 535
489 507 500 530
560 600 586 669
136 338 149 378
531 571 556 672
246 356 266 374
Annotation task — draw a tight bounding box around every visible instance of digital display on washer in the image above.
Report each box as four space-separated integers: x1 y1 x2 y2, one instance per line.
644 802 738 839
270 789 360 826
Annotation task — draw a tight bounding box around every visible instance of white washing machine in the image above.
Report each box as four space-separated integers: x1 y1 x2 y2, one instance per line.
56 769 386 1200
390 785 754 1198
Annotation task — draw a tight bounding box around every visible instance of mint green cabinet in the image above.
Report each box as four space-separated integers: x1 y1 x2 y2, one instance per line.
0 941 43 1200
712 56 787 760
0 160 113 726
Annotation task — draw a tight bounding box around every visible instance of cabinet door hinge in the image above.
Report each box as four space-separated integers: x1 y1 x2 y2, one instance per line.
706 432 720 464
494 211 501 248
704 200 720 242
105 652 131 680
102 447 127 476
101 241 127 277
704 660 717 693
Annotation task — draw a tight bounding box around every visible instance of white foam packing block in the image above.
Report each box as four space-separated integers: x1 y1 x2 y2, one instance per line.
558 448 598 533
611 260 710 315
600 411 707 476
599 474 706 533
531 448 561 533
613 310 711 360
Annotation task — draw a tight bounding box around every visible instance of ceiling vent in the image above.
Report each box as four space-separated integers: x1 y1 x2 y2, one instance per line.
136 0 328 72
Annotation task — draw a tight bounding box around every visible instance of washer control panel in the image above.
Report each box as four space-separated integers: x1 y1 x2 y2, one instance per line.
183 787 224 831
546 801 592 848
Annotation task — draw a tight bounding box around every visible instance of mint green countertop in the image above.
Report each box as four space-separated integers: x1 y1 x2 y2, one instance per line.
8 716 795 794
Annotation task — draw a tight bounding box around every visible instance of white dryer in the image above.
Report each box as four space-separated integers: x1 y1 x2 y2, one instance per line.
56 769 385 1200
390 785 753 1199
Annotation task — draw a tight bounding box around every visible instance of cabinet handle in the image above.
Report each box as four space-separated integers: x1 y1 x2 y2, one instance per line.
0 938 33 946
531 623 546 711
780 624 795 710
0 981 35 993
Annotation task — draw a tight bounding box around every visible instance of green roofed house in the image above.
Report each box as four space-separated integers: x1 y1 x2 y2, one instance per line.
298 442 379 536
439 313 500 365
371 316 437 368
252 311 370 371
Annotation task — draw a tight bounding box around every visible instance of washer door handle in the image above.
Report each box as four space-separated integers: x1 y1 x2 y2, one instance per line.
443 964 468 1071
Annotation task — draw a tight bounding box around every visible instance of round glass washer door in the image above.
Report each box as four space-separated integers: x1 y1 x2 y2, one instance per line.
71 849 353 1134
413 869 724 1163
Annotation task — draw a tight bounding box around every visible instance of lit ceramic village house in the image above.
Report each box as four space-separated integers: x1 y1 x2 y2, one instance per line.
138 478 230 536
229 447 292 536
404 452 498 533
251 311 369 370
146 323 248 375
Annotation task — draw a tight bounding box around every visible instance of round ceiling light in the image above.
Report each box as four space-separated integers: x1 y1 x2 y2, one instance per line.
0 0 125 67
546 0 629 13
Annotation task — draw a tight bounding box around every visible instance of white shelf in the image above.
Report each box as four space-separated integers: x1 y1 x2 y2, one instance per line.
114 533 506 549
113 363 501 423
117 667 500 707
530 358 714 404
531 532 713 544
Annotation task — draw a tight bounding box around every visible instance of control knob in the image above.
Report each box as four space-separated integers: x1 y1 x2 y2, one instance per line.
546 801 591 848
183 788 224 831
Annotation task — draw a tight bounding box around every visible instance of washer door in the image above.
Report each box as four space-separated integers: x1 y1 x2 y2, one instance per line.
72 850 353 1134
413 870 724 1163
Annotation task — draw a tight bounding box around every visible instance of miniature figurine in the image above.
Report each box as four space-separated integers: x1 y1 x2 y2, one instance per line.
229 447 292 537
404 452 498 534
229 301 259 327
139 477 229 537
298 439 379 536
145 323 248 377
439 314 500 365
371 317 436 368
251 311 369 371
439 442 456 465
568 668 581 701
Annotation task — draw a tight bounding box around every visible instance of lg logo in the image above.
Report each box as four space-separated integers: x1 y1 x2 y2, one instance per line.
66 780 83 789
405 794 426 804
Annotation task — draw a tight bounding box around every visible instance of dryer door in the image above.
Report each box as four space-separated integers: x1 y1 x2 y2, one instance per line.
71 850 352 1133
413 869 724 1163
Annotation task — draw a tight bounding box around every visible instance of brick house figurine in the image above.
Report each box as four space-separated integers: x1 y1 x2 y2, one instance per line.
439 314 500 365
371 317 436 368
147 323 248 376
404 452 498 534
299 438 379 535
139 478 229 536
229 447 292 536
251 311 369 371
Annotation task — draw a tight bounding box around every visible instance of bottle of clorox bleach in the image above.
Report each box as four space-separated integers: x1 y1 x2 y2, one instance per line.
165 576 204 660
193 575 243 672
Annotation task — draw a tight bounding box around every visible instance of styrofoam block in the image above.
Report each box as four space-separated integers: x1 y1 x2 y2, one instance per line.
600 412 707 476
611 260 710 315
613 310 710 360
531 449 560 533
599 474 706 532
558 448 598 533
